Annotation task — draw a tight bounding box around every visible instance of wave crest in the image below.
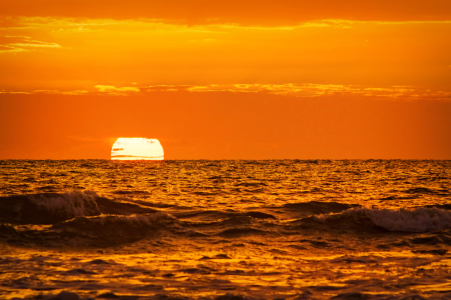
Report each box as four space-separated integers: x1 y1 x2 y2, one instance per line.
28 189 100 219
50 212 178 247
55 211 176 231
365 207 451 232
317 207 451 233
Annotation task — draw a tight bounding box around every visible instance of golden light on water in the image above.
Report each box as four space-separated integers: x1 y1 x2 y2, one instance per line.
111 138 164 160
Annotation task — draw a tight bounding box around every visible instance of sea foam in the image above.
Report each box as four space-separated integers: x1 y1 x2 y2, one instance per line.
318 207 451 233
28 189 100 218
366 207 451 232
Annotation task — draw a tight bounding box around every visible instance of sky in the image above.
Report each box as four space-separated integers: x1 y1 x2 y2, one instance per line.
1 1 450 159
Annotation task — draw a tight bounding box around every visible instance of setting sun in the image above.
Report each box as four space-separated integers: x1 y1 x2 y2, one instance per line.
1 1 451 299
111 138 164 160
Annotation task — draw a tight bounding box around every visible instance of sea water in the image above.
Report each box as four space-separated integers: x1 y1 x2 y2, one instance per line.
0 159 450 299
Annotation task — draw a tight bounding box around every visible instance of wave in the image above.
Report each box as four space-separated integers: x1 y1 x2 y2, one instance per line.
307 207 451 233
282 201 358 217
363 207 451 232
55 211 175 228
0 212 178 248
0 190 157 225
175 210 276 222
0 190 101 225
403 187 448 195
29 189 100 217
39 291 253 300
217 227 268 237
53 212 176 242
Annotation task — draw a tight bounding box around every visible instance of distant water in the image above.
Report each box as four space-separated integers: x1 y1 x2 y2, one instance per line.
0 159 450 300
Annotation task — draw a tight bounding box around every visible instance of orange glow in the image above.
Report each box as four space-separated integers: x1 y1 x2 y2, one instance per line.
0 17 449 94
111 138 164 160
0 1 450 159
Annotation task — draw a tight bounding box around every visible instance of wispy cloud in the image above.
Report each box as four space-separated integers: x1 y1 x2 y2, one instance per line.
1 83 450 101
3 16 451 33
0 35 61 53
144 83 451 101
95 85 140 95
33 90 89 95
1 16 449 95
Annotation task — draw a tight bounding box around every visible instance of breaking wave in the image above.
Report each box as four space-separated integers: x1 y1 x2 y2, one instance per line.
365 207 451 232
29 189 100 218
53 212 178 243
315 207 451 233
55 211 176 230
0 190 157 225
281 201 358 218
0 212 179 248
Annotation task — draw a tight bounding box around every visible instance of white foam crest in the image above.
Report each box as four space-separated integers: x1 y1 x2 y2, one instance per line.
28 189 100 217
365 207 451 232
319 207 451 232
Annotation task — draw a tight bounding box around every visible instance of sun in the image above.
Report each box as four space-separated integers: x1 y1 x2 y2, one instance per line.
111 138 164 160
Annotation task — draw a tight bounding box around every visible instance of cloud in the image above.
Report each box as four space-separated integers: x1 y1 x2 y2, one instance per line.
33 90 89 95
1 83 450 101
0 35 61 53
0 90 31 94
144 83 451 101
1 1 451 26
3 16 450 34
95 85 140 94
0 17 449 98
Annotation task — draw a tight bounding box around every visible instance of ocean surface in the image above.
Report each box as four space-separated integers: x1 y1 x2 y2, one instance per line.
0 159 451 300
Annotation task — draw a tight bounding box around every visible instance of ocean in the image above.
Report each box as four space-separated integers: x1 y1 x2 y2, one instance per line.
0 159 450 300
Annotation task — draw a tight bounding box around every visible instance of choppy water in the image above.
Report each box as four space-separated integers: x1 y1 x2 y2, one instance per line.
0 160 450 300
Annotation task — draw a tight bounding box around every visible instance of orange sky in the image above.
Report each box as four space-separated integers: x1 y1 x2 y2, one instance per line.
1 1 450 159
